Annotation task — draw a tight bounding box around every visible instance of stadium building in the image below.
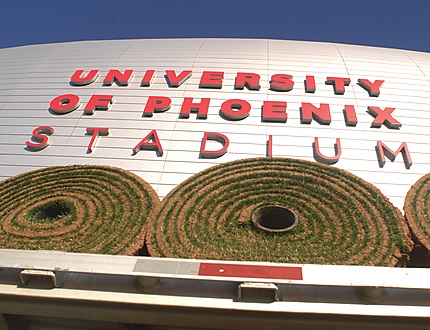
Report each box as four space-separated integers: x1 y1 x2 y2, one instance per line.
0 38 429 329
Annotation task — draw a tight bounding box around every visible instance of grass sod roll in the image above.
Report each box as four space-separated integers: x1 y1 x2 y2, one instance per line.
404 174 430 252
0 165 159 255
146 158 413 266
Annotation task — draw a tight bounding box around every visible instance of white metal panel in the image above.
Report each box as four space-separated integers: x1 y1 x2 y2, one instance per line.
0 39 429 212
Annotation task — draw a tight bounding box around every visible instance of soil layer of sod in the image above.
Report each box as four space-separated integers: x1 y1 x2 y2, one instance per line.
404 173 430 253
0 165 159 255
146 158 413 266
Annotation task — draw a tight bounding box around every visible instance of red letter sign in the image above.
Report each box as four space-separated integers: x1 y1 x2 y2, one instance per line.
313 137 342 165
133 130 163 156
267 135 273 157
358 79 384 97
376 141 412 169
200 132 229 158
305 75 316 93
367 106 402 129
84 95 114 115
103 70 134 86
141 70 155 87
70 70 100 86
143 96 172 117
25 126 54 151
270 74 294 92
325 77 351 95
49 94 80 114
262 101 287 123
200 71 224 89
180 98 210 119
165 70 192 87
86 128 109 153
235 72 260 90
220 99 251 120
344 105 358 126
301 103 331 125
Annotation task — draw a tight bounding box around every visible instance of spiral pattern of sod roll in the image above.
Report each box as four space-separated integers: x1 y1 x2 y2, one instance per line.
404 173 430 252
146 158 413 266
0 165 159 255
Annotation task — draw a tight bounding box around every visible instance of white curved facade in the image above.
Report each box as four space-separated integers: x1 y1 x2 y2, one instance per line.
1 38 430 210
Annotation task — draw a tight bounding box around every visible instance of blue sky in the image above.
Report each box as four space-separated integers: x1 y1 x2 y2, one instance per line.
1 0 429 52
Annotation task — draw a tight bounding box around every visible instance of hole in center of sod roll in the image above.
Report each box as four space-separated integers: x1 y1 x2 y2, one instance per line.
252 205 298 233
30 200 72 223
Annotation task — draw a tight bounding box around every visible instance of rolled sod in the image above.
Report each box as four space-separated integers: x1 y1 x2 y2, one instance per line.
0 165 159 255
147 158 412 266
404 173 430 253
